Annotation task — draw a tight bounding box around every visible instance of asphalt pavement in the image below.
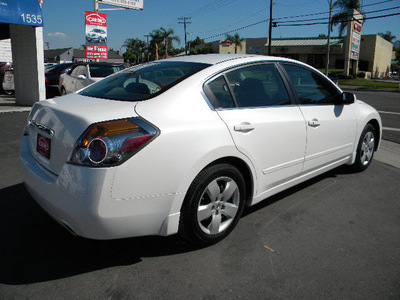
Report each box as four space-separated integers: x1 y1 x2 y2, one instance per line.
0 93 399 299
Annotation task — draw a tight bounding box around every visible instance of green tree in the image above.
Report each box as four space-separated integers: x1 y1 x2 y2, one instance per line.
188 36 206 49
225 33 245 54
331 0 363 37
378 31 397 44
123 38 146 65
150 27 180 59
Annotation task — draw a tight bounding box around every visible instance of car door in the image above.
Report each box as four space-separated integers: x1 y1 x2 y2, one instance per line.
205 63 307 201
74 65 90 91
281 63 357 174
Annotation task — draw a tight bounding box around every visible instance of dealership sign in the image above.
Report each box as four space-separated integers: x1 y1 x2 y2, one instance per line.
85 11 108 59
350 21 362 60
98 0 143 10
0 0 44 26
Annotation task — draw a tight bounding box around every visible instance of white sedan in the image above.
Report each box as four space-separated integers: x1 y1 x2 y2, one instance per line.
21 54 381 246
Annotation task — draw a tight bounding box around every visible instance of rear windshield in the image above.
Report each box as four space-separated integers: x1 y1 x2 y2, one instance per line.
79 61 211 101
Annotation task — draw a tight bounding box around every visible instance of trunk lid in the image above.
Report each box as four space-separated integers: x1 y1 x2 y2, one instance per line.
26 93 138 175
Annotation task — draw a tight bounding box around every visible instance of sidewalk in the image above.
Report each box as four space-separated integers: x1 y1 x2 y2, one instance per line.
0 94 31 113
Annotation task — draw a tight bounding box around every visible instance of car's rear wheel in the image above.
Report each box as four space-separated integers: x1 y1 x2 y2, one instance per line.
179 163 246 246
351 124 376 172
61 87 67 96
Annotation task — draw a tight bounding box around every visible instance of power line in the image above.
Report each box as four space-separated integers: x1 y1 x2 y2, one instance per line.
203 4 400 40
277 5 400 24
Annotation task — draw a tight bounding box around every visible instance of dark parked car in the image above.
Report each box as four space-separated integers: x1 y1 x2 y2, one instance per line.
45 63 74 97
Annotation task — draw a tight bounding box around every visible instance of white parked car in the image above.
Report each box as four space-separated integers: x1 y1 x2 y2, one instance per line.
58 62 124 95
21 54 382 246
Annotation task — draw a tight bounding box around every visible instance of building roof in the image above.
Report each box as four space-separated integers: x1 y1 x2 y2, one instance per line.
265 37 344 47
44 48 73 59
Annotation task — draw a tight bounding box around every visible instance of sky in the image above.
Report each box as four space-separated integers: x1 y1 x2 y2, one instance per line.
42 0 400 51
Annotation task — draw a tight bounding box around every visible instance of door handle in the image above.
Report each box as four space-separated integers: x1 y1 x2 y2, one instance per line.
308 118 320 127
234 123 255 133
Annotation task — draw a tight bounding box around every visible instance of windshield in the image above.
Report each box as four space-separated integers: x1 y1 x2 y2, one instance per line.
79 61 211 101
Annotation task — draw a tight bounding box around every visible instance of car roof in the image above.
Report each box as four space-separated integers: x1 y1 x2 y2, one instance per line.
160 54 293 66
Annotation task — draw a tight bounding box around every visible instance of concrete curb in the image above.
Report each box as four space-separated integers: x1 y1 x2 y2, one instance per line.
375 139 400 169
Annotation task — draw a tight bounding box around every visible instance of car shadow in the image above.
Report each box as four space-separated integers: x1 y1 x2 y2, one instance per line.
0 165 353 284
242 165 352 217
0 183 197 285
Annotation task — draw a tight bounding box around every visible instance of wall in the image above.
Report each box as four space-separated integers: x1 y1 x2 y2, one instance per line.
10 24 45 105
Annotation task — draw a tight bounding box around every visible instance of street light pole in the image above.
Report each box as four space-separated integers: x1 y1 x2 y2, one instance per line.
325 0 333 76
268 0 273 56
94 0 99 11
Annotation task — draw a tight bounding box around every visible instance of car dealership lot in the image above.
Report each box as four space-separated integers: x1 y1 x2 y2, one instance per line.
0 108 399 298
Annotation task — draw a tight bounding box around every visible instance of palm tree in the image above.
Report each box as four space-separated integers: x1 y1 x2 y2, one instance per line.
150 27 180 59
225 33 245 54
123 38 146 64
331 0 363 37
378 31 397 44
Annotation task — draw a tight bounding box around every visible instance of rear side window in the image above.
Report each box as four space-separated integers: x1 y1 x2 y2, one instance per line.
203 76 235 109
79 61 210 101
204 63 291 109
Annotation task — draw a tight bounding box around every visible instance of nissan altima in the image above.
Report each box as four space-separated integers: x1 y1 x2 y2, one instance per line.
20 54 382 245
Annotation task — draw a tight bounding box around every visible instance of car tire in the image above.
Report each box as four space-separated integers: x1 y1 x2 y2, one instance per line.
350 124 376 172
61 87 67 96
4 90 14 95
179 163 246 246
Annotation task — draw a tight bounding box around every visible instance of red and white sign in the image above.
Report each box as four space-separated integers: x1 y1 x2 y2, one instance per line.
354 22 362 33
85 11 108 59
37 134 51 159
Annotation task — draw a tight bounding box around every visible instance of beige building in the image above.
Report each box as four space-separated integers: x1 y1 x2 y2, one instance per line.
244 35 393 78
200 34 392 78
359 35 393 78
202 40 247 54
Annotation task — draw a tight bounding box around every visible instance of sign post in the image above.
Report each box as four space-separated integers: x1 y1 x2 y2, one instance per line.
344 9 363 77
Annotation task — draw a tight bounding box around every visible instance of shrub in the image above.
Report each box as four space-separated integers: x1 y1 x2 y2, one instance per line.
357 72 366 78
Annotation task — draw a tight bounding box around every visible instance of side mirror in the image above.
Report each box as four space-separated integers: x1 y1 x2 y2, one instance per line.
342 92 356 104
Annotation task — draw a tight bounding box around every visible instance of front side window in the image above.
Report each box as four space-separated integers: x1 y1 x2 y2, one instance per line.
204 63 291 109
79 61 211 101
282 64 340 105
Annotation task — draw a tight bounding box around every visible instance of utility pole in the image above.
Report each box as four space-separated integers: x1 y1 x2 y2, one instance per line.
178 17 191 55
94 0 99 11
325 0 333 76
268 0 273 56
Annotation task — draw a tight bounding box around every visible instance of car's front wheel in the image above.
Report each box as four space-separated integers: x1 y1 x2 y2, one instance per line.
179 163 246 246
351 124 376 172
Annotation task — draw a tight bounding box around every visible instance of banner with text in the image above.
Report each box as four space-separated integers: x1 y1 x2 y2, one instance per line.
85 11 108 59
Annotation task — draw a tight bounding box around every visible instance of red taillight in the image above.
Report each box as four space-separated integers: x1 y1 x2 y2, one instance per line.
68 118 158 167
121 134 153 152
45 77 49 84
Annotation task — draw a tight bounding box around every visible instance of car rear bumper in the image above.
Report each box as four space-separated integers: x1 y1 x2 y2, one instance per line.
20 136 179 240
